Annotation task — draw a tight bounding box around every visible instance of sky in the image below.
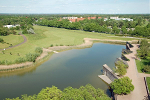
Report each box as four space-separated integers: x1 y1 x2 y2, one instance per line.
0 0 149 14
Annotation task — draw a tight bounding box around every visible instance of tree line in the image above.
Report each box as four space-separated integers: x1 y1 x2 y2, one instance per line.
0 14 150 37
5 84 111 100
36 17 150 38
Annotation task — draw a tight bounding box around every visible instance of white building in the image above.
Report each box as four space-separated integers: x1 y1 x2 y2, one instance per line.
3 24 20 28
63 17 78 19
110 17 133 21
110 17 119 20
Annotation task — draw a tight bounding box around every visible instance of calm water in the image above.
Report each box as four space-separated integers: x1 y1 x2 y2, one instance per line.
0 43 125 99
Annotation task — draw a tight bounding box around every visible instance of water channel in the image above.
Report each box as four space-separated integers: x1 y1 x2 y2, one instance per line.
0 43 125 99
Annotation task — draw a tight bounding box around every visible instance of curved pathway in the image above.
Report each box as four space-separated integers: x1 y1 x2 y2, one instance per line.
118 44 148 100
0 38 138 70
0 32 27 51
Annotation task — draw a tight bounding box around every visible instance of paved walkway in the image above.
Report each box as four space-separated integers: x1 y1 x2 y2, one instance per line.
118 44 148 100
0 32 27 51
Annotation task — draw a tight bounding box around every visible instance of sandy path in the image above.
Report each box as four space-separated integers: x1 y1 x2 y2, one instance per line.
0 38 137 71
117 44 148 100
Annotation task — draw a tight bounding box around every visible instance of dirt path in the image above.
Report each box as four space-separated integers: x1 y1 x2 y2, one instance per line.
0 38 137 70
117 44 148 100
0 32 27 51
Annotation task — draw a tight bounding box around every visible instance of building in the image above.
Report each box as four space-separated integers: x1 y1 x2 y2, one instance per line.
3 24 20 28
62 17 101 23
110 17 133 21
62 17 78 19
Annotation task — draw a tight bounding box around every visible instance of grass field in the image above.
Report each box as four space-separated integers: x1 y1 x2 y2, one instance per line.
0 30 23 49
0 34 24 49
136 60 143 73
136 59 150 73
0 25 139 63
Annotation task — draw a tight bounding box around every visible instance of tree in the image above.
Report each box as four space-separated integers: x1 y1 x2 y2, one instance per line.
15 26 20 30
22 29 28 34
137 39 150 59
128 29 133 35
5 84 111 100
115 61 128 76
143 65 150 72
11 30 16 35
0 27 9 36
110 77 134 95
37 86 62 100
112 26 120 34
147 23 150 28
121 26 127 35
27 28 35 34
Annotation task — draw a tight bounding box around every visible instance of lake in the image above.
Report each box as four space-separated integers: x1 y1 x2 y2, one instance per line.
0 43 125 99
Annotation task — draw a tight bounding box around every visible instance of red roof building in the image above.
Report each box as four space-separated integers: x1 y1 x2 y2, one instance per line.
61 17 101 22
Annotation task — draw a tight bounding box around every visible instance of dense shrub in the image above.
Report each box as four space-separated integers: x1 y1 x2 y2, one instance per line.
143 65 150 72
50 44 53 47
110 77 134 95
26 53 40 62
15 26 20 30
0 38 4 43
0 60 5 65
22 29 28 34
27 28 35 34
0 60 13 65
35 47 43 54
15 57 26 64
115 61 128 76
138 39 150 59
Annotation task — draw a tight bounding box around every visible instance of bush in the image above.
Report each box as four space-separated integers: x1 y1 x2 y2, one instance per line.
10 30 17 35
138 39 150 59
50 44 53 47
27 28 35 34
0 38 4 43
0 60 5 65
15 57 26 64
26 53 40 62
35 47 43 54
110 77 134 95
22 29 28 34
0 60 13 65
115 61 127 76
15 26 20 30
143 65 150 72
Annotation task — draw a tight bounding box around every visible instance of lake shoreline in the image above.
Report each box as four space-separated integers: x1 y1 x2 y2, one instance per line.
0 38 138 72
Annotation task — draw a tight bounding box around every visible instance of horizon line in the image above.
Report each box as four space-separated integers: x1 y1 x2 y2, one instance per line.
0 13 150 15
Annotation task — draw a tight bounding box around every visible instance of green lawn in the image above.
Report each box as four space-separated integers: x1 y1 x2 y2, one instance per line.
0 34 24 49
136 59 150 73
0 25 139 63
136 60 143 73
146 77 150 93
